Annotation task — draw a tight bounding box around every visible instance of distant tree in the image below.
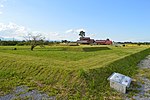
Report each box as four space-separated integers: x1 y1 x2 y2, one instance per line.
137 43 141 46
24 33 45 51
0 39 1 46
106 38 110 41
44 40 50 45
61 40 68 43
79 31 85 38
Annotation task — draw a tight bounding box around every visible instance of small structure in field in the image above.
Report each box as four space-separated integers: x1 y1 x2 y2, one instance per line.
108 72 132 93
13 48 17 50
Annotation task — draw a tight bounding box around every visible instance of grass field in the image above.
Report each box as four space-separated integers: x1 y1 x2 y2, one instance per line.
0 45 150 99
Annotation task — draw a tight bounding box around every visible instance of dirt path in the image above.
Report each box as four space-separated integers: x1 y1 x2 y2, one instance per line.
0 86 55 100
125 55 150 100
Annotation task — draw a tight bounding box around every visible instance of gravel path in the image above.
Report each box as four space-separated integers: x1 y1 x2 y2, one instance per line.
0 86 55 100
125 55 150 100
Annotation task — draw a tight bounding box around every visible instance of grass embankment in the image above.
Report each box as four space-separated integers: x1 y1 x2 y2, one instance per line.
82 48 150 99
0 46 149 99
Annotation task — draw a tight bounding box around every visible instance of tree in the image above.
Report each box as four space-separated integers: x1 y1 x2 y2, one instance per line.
106 38 110 41
61 40 68 43
0 39 1 46
24 33 45 51
137 42 141 46
79 31 85 38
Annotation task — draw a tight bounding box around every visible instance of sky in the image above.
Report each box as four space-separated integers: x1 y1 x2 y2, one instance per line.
0 0 150 42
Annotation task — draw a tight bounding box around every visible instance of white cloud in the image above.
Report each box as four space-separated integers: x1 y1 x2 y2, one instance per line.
0 23 64 41
28 29 81 41
0 4 4 8
0 0 7 3
65 28 96 41
88 33 95 37
0 22 28 40
65 29 74 33
0 23 93 41
53 33 59 36
64 28 87 41
0 0 8 15
66 28 86 34
41 32 60 40
122 38 150 42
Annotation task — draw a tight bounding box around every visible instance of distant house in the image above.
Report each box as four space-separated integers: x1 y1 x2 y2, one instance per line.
77 37 95 44
95 39 112 45
77 37 112 45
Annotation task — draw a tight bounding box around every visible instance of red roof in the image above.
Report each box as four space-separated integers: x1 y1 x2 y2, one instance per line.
95 40 112 45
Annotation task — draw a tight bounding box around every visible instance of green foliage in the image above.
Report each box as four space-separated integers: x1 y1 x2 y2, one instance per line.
79 31 85 38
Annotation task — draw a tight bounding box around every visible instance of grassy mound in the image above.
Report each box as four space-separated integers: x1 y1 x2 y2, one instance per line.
81 48 150 99
0 46 149 99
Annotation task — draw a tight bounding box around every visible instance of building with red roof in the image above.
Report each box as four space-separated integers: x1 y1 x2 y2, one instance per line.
77 37 112 45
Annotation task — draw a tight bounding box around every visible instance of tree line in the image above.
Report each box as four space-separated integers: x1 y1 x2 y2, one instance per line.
0 39 61 46
1 31 150 50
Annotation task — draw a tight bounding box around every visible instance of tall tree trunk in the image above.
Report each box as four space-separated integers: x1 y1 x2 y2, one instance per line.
31 45 35 51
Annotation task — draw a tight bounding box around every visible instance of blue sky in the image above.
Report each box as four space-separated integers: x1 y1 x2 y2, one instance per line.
0 0 150 42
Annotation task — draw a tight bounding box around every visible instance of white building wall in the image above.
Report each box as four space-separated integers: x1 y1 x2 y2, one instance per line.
110 81 126 93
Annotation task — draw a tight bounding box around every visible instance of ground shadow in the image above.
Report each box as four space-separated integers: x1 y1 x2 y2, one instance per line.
34 47 111 52
82 47 111 52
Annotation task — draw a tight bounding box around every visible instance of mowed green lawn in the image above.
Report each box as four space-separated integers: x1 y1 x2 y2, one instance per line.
0 45 147 70
0 45 149 99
